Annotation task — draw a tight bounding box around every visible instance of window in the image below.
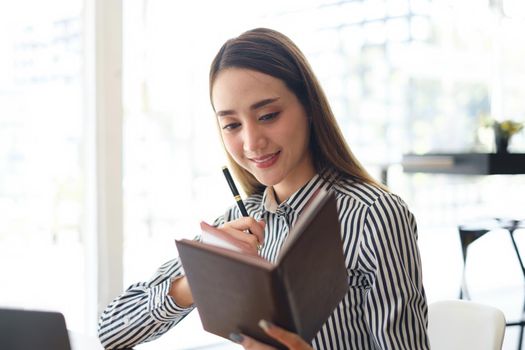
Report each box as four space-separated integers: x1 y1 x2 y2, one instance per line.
0 0 87 332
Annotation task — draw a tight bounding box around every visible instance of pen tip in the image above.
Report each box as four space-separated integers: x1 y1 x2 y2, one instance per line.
222 166 228 170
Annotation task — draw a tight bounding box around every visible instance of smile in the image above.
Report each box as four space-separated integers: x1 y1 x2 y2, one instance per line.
249 151 281 168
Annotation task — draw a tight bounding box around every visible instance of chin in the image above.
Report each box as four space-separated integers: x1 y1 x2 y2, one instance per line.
252 171 285 188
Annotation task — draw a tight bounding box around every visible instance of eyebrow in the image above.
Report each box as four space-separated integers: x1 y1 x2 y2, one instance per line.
216 97 280 117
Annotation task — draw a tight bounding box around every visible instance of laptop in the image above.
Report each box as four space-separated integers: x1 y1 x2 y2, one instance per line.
0 308 72 350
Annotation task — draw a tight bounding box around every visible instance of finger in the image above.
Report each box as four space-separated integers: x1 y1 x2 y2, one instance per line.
223 217 265 241
223 217 266 245
257 219 266 233
220 226 260 253
259 320 310 349
229 332 276 350
254 220 265 247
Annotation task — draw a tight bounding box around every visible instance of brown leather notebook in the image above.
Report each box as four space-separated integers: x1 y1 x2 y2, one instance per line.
176 189 348 349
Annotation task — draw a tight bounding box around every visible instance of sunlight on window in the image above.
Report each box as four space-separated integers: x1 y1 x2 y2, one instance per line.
0 0 86 332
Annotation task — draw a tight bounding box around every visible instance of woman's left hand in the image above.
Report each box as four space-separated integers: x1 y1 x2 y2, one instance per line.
230 320 313 350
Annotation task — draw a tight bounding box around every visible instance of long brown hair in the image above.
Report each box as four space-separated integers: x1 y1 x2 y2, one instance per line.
209 28 386 195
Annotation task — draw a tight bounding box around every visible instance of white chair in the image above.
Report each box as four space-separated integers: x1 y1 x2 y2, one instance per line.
428 300 506 350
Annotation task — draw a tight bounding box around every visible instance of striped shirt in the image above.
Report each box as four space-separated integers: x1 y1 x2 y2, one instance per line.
98 171 429 349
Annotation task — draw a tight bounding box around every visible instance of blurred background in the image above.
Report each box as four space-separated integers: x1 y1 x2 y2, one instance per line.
1 0 525 348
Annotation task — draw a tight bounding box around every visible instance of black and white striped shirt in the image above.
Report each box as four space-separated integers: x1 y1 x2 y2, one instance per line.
98 172 429 349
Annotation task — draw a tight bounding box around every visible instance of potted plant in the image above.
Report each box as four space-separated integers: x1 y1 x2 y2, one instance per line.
492 120 523 153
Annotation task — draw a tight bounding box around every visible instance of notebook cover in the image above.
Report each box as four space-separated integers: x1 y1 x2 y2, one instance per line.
277 192 348 342
176 240 292 348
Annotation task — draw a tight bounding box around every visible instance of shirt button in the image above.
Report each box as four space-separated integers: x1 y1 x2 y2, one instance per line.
123 317 130 326
155 295 161 305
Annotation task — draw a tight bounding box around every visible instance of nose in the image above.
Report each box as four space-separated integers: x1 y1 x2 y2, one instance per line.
242 121 267 153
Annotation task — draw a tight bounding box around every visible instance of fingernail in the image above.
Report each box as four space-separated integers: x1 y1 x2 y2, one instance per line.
229 332 244 344
258 319 273 331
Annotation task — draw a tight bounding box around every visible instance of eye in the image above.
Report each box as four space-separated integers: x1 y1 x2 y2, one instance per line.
259 112 280 122
222 122 241 131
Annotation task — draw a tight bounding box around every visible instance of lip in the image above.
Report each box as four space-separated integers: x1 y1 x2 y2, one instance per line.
249 151 280 169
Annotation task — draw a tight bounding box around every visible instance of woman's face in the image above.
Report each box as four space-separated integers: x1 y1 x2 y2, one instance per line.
212 68 315 201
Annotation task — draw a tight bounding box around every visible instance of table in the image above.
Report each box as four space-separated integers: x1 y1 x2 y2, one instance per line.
69 330 240 350
402 152 525 175
69 331 103 350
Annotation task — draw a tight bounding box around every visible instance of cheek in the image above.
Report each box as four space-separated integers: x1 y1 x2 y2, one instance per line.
279 120 310 149
222 134 242 158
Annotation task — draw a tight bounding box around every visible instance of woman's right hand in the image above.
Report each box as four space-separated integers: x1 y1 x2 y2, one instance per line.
219 217 266 254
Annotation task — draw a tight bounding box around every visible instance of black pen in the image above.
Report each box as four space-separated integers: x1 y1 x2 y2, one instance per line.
222 166 250 217
222 167 264 253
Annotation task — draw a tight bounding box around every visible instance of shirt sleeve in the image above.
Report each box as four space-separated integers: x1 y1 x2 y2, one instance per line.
359 193 430 350
97 209 235 349
97 255 194 349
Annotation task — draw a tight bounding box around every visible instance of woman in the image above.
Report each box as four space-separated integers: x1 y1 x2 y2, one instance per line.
98 28 429 350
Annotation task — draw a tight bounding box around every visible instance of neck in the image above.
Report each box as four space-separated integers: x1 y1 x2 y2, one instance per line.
273 171 316 204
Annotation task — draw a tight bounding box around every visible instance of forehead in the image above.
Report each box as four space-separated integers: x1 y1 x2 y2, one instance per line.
211 68 291 110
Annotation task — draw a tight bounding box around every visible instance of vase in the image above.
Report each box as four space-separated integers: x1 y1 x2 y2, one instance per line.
494 133 509 153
